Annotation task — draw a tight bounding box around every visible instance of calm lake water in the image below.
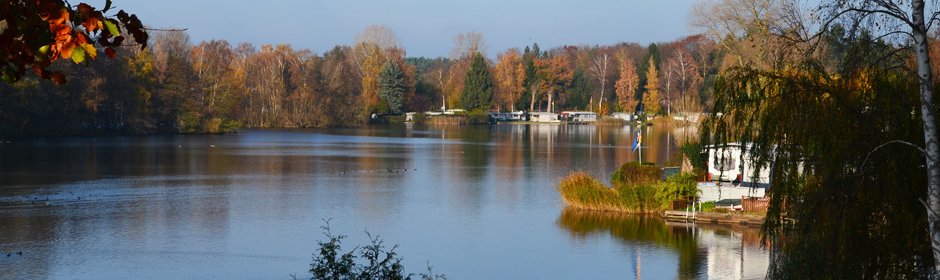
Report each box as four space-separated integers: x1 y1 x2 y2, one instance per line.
0 124 768 279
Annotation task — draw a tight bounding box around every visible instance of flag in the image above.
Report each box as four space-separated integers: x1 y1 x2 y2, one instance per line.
631 130 642 152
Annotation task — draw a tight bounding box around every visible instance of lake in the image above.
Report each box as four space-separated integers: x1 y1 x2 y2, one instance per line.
0 124 768 279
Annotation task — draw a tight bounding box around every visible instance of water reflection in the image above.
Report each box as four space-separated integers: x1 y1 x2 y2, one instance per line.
1 124 735 279
557 208 769 280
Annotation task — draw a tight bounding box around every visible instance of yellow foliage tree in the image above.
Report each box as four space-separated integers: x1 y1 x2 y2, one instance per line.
643 57 661 114
355 43 386 113
615 58 639 112
494 49 526 112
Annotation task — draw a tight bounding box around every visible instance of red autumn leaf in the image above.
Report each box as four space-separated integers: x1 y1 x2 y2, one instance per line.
105 47 116 59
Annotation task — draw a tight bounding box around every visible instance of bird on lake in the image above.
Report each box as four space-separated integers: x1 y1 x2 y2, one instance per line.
5 253 9 257
16 251 21 255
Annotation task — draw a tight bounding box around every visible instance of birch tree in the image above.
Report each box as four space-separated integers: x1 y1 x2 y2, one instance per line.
589 53 611 112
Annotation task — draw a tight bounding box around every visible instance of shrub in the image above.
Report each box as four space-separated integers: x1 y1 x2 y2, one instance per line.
466 109 490 125
299 221 446 280
204 117 223 134
560 167 702 214
411 113 427 124
655 173 699 204
610 162 661 188
679 143 706 171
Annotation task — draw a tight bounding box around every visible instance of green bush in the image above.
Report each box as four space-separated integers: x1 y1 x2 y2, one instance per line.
466 109 490 125
610 162 661 188
411 113 427 124
679 143 706 171
300 221 446 280
655 173 699 203
221 119 241 133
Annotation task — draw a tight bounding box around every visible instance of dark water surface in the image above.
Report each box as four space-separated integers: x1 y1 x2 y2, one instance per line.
0 124 767 279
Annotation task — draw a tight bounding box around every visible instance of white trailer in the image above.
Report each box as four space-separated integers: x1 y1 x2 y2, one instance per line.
705 143 772 188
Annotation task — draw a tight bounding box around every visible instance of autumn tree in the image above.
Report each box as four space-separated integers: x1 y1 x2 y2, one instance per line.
285 49 322 127
494 49 525 112
533 55 573 112
377 60 405 114
353 25 399 115
191 40 235 120
0 0 148 84
445 32 486 110
460 53 494 111
642 57 661 114
615 58 640 112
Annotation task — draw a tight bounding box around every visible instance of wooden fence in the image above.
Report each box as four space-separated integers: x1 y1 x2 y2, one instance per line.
742 196 770 212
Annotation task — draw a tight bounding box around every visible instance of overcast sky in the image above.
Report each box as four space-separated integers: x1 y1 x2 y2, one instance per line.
103 0 699 57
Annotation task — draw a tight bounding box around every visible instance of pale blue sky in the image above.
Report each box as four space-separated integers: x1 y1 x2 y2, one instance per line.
104 0 698 57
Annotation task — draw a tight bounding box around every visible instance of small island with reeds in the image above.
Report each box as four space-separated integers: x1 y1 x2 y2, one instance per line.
557 160 768 228
558 162 698 214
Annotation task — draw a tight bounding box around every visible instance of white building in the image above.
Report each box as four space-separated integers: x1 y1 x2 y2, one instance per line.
560 111 598 123
529 112 560 123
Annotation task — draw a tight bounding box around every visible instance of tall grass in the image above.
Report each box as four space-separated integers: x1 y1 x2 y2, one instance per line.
557 171 666 214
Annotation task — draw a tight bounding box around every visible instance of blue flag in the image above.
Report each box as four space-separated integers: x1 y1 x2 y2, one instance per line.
631 130 641 152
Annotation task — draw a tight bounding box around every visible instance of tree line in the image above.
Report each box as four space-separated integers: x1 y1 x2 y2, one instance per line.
0 25 720 137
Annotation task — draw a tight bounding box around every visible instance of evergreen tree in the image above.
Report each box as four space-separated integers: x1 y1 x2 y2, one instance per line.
377 60 405 114
566 69 594 110
460 53 494 110
518 54 538 111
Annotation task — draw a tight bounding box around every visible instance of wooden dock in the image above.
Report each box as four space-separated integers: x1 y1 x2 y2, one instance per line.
662 210 766 227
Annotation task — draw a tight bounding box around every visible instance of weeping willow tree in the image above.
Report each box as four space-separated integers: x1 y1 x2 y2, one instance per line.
702 30 935 278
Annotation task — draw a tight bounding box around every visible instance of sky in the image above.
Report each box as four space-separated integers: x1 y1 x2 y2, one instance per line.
102 0 700 58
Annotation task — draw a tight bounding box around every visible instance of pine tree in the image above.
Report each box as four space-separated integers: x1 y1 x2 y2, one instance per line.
460 53 494 111
377 60 405 114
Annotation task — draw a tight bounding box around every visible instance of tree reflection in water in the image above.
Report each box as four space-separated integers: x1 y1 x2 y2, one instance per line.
557 208 769 280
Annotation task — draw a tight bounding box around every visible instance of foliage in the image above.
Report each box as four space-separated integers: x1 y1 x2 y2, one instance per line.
0 0 148 84
303 222 446 280
679 143 706 171
378 60 406 114
565 68 594 110
0 29 725 137
698 201 716 212
654 173 699 203
559 167 694 214
642 57 661 114
494 49 525 112
533 54 573 112
556 209 705 279
465 109 491 125
459 53 494 110
615 58 640 112
610 162 661 188
704 31 934 278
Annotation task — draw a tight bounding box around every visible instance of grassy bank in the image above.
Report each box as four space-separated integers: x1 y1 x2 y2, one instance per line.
558 162 697 214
